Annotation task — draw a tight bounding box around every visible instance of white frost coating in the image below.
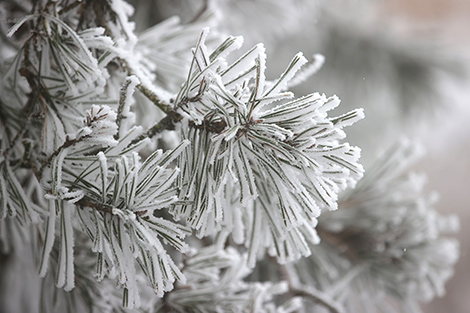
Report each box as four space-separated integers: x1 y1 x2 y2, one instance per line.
118 75 140 137
233 148 257 205
277 187 303 229
223 125 240 141
199 33 211 69
145 216 189 251
331 108 365 128
221 44 265 85
132 218 165 254
108 220 126 285
171 29 364 270
97 152 108 202
160 139 190 168
110 0 137 47
279 297 303 313
52 148 68 197
253 47 267 100
214 36 244 61
40 14 105 94
321 94 341 112
288 53 325 88
192 27 211 73
87 209 103 253
6 14 35 37
121 226 141 308
39 200 56 277
78 27 105 38
301 220 320 245
43 107 66 154
126 153 140 208
56 202 75 291
63 189 84 204
263 52 308 97
107 126 145 156
76 105 119 148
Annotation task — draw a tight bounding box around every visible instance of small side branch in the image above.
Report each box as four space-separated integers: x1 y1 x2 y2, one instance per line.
38 135 83 176
137 84 173 114
77 196 114 215
115 78 133 138
130 112 182 145
188 119 227 134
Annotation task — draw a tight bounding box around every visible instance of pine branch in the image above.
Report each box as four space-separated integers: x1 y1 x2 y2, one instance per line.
0 1 461 312
39 135 86 177
1 127 27 158
136 84 173 114
130 88 229 144
76 196 114 215
116 78 134 138
130 113 180 145
132 77 228 144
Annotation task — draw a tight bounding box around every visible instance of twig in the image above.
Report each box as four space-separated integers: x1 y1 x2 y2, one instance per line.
137 84 173 114
1 127 27 158
115 78 132 139
189 119 227 134
38 135 85 176
78 195 148 217
77 196 114 215
130 113 181 145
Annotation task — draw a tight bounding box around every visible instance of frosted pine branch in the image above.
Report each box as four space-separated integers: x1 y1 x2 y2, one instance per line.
171 29 364 265
0 1 460 312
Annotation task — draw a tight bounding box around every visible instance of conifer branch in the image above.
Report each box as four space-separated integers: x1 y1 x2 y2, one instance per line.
39 136 84 177
76 196 114 215
136 84 173 114
0 1 460 312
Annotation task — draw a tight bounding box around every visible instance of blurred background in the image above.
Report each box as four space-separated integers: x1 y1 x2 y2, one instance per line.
383 1 470 312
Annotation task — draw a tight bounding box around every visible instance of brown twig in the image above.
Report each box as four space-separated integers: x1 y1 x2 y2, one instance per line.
38 135 84 176
77 196 114 215
137 84 173 114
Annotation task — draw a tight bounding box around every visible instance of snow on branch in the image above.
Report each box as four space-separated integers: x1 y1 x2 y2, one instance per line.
36 104 191 307
160 244 302 313
0 1 461 312
172 29 364 265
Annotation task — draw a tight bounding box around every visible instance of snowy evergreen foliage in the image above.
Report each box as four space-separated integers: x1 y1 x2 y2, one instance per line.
0 1 459 312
